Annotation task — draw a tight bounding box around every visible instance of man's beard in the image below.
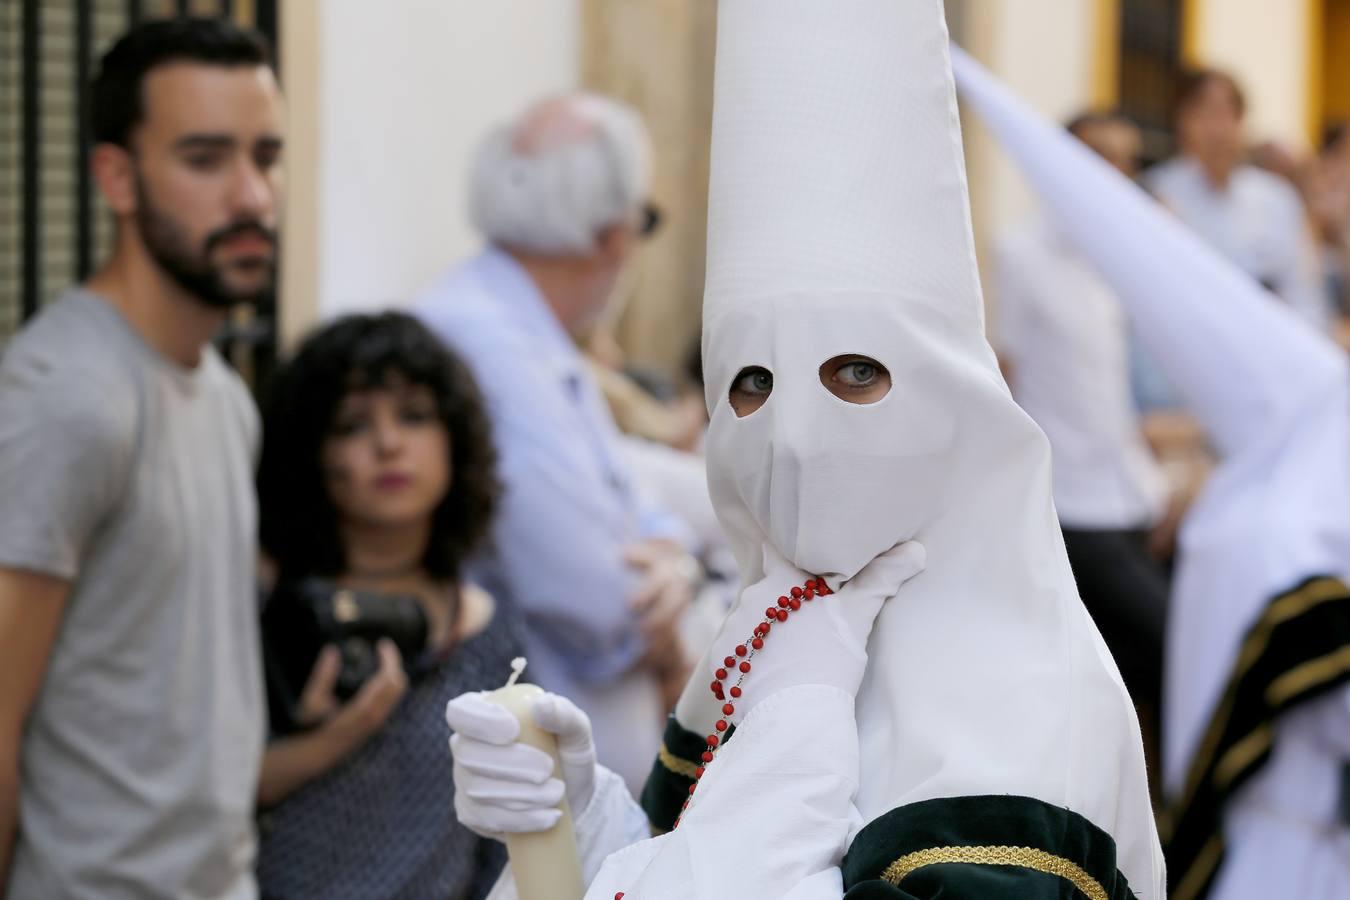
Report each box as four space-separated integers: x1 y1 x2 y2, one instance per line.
134 177 277 310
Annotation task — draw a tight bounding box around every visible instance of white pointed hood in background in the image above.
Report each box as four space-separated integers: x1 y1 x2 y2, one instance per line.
698 2 1163 894
950 46 1350 794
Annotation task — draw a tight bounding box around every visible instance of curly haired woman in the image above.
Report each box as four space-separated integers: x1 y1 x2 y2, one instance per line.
254 311 520 900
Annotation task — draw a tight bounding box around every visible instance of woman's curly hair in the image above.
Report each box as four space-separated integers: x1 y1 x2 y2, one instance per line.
258 311 501 583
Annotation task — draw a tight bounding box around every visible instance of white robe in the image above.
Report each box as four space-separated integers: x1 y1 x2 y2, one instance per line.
949 44 1350 900
490 681 1164 900
1170 380 1350 900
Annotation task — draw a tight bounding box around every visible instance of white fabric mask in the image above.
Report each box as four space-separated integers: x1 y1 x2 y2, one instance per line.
705 294 962 582
700 0 1005 585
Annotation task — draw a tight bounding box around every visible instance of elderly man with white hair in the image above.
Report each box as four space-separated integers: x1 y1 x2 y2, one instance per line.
417 93 696 791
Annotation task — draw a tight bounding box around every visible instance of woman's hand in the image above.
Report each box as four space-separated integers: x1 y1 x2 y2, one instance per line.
298 639 408 748
257 640 408 808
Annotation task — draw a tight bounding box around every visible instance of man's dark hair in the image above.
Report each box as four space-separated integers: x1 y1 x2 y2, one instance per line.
1064 109 1134 139
91 17 273 147
258 312 502 584
1173 67 1247 122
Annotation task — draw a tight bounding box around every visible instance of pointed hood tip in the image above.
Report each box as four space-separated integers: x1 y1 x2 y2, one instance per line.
950 45 1349 458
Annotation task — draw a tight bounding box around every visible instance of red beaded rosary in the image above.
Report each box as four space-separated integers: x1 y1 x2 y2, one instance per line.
614 575 830 900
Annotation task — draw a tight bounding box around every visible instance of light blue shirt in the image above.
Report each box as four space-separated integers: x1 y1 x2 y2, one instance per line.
417 248 687 699
1135 158 1331 411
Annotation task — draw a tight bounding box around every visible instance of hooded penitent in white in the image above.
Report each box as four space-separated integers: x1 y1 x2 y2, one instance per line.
568 2 1166 898
952 47 1350 900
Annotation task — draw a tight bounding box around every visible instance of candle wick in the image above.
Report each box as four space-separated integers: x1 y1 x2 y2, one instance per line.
505 656 527 688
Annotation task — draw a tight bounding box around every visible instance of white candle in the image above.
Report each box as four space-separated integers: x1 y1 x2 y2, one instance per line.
484 658 585 900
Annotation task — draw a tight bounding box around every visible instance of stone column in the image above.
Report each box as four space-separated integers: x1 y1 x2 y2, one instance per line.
581 0 716 379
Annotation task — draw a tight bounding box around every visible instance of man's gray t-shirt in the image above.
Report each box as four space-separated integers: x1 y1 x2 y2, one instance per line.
0 290 264 899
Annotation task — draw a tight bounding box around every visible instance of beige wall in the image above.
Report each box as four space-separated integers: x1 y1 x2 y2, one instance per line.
280 0 580 345
582 0 717 375
1186 0 1316 147
279 0 321 351
955 0 1101 326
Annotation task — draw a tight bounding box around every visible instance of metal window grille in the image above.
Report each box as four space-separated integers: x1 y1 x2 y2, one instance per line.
2 0 278 391
1118 0 1185 166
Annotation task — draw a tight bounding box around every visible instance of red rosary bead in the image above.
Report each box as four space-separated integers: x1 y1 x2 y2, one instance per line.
616 893 624 899
662 572 823 864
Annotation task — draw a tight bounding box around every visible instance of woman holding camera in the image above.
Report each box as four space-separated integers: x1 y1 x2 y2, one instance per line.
254 312 520 899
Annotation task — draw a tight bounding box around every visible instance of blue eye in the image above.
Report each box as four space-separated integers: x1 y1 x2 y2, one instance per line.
839 362 876 385
732 368 773 395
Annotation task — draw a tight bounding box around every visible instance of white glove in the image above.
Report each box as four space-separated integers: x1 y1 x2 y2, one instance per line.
712 541 926 723
445 690 598 838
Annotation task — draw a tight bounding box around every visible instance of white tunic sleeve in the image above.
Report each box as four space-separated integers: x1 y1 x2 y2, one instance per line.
585 683 862 900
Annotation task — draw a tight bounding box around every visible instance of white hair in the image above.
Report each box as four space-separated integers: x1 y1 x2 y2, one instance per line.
469 93 653 256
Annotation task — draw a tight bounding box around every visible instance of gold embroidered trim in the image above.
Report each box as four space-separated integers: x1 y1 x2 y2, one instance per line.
1172 834 1224 900
1169 578 1350 899
1177 577 1347 810
657 743 700 780
1207 644 1350 790
1267 643 1350 706
1213 724 1272 789
880 845 1109 900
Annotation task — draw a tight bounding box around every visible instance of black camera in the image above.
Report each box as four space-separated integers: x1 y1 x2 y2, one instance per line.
261 578 429 735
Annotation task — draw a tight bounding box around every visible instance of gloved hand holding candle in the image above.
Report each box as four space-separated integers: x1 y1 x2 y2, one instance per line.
446 658 589 900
